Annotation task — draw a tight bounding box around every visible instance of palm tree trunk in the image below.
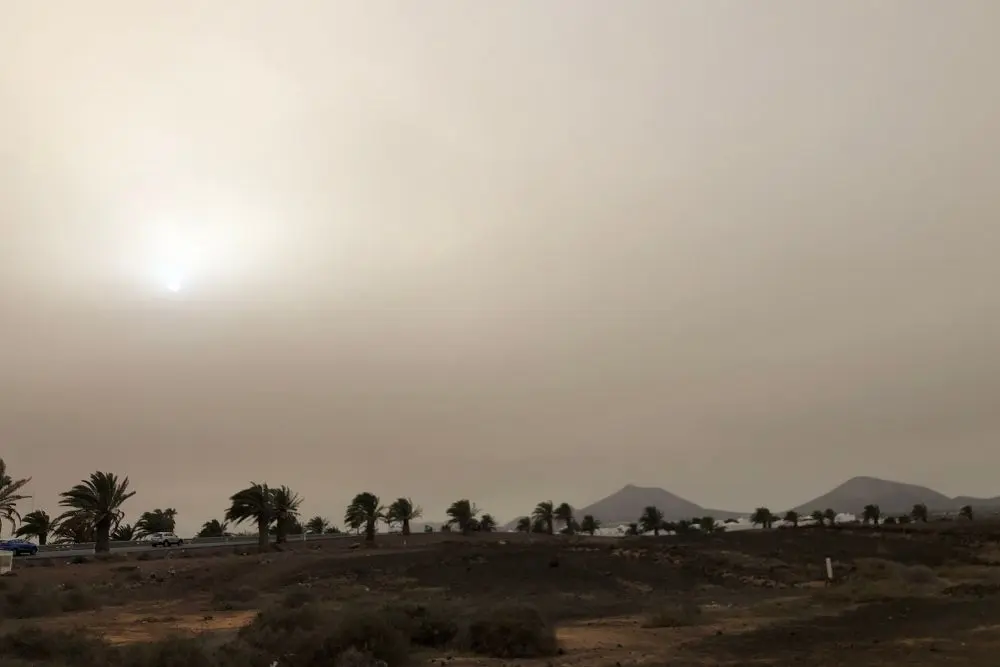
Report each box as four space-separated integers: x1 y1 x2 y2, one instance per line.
95 516 112 553
39 533 47 546
365 518 376 542
276 519 286 544
547 519 553 535
257 519 269 552
402 519 410 536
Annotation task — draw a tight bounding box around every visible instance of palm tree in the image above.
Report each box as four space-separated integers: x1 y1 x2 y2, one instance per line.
111 523 137 541
823 508 837 526
225 482 275 552
531 517 547 533
271 486 303 543
580 514 600 535
783 510 800 527
0 458 30 536
862 503 881 526
638 505 665 536
700 516 719 533
52 512 95 544
911 503 929 523
15 510 55 545
135 508 177 537
345 510 365 534
479 514 497 532
59 471 136 553
515 516 531 532
387 498 422 536
532 501 555 535
324 525 342 534
626 522 639 536
272 516 303 537
345 492 385 542
810 510 825 525
960 505 974 521
305 516 330 535
554 502 574 534
751 507 775 529
445 499 479 535
197 519 229 538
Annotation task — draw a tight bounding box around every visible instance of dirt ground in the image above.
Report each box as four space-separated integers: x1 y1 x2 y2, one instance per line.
4 525 1000 666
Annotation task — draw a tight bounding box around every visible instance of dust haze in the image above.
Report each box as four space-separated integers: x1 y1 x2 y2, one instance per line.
2 2 998 535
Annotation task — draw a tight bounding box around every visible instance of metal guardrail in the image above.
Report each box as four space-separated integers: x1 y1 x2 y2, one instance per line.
34 532 351 553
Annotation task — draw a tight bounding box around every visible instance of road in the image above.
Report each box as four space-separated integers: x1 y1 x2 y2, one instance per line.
22 533 354 560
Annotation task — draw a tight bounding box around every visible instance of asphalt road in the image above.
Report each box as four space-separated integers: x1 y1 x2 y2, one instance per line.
22 533 354 560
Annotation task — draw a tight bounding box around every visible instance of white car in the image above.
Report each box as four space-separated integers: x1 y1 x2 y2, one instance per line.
147 532 184 547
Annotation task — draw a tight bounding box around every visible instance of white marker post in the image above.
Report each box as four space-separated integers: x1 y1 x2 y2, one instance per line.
825 557 834 582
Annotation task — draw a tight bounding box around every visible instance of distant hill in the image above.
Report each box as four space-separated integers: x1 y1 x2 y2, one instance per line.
952 495 1000 510
501 486 743 531
576 484 742 524
792 476 956 515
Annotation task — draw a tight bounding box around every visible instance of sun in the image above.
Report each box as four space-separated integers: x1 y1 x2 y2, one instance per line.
150 225 205 295
125 216 257 298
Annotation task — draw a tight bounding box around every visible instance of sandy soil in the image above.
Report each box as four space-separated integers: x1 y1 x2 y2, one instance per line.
4 525 1000 666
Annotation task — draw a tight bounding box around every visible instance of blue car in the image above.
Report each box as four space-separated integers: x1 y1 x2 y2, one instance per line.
0 539 39 556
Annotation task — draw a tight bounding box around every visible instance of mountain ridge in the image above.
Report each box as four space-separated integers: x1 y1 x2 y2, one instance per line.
791 476 1000 515
501 484 743 529
495 477 1000 531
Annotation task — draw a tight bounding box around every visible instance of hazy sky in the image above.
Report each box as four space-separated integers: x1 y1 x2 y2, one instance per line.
2 2 998 535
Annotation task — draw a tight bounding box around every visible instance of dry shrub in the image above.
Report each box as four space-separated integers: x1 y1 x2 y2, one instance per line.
96 552 129 563
211 585 259 610
240 602 328 643
118 636 219 667
641 600 702 628
1 582 62 618
821 557 944 602
0 625 112 666
319 608 409 666
240 603 409 667
382 602 459 648
282 587 319 608
464 604 558 658
118 635 274 667
60 585 101 612
939 564 1000 584
334 646 384 667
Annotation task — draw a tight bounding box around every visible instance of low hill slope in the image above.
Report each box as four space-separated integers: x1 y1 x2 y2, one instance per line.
792 476 954 515
576 484 742 523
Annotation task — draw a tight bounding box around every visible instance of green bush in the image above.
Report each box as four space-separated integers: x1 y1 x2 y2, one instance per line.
464 604 558 658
